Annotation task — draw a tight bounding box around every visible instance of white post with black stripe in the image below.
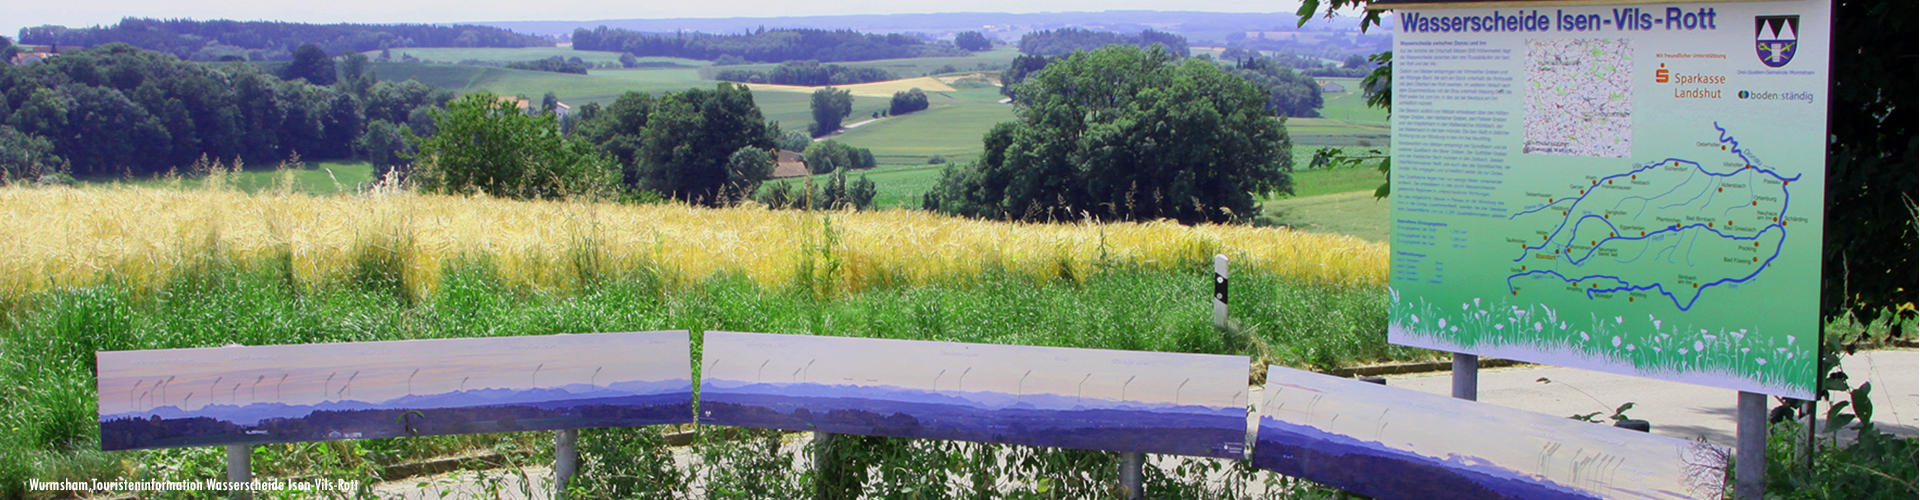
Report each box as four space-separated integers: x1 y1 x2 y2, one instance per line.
1213 255 1229 329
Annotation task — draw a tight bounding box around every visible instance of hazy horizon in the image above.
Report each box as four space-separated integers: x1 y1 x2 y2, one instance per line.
7 3 1344 44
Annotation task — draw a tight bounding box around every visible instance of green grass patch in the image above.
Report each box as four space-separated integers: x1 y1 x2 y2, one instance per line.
73 161 378 195
830 100 1016 165
1282 164 1388 199
1315 77 1388 127
1262 190 1392 243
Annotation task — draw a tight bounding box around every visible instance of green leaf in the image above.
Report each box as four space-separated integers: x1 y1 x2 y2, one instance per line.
1850 381 1875 423
1824 413 1857 433
1296 0 1322 27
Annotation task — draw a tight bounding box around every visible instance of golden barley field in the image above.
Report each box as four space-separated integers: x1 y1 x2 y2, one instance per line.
744 76 959 98
0 185 1387 297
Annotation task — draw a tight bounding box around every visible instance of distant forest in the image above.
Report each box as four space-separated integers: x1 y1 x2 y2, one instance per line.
0 43 451 177
570 27 967 63
17 18 551 61
1018 28 1190 57
711 60 894 86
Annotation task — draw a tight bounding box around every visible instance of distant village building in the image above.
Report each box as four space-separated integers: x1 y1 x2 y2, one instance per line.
552 101 572 119
498 96 534 114
1317 80 1346 93
10 49 55 66
771 150 810 178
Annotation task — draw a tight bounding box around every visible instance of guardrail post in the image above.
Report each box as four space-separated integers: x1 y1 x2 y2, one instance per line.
1213 255 1229 329
554 429 578 499
1118 451 1145 500
1735 391 1767 500
1450 353 1478 401
225 445 251 500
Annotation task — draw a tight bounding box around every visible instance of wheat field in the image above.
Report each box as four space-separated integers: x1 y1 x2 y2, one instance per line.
0 185 1387 298
744 76 959 98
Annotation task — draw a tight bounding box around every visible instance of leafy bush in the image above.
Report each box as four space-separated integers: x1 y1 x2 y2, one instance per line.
407 92 620 200
889 88 930 115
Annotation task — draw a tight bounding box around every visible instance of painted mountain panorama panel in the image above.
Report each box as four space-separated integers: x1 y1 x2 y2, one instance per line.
98 331 693 451
699 331 1251 459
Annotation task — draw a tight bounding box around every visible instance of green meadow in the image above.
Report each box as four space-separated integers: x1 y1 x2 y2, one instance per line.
74 161 379 195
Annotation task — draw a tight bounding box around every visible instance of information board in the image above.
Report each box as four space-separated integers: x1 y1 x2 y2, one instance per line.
1387 0 1829 398
1253 365 1725 500
700 332 1250 458
97 331 694 451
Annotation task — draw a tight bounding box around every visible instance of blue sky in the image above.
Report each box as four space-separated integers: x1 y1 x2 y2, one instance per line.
9 1 1313 43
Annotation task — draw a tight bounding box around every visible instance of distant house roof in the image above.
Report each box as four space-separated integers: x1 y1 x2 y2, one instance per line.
771 150 809 178
1317 80 1346 93
10 51 54 66
497 96 533 113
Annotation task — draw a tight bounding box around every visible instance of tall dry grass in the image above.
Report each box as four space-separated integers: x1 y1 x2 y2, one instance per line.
0 185 1387 298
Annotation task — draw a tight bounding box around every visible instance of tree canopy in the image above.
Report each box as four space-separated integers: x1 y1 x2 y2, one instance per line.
924 45 1293 224
889 88 929 115
626 83 775 205
406 92 617 200
954 32 993 52
0 43 400 176
809 87 853 138
1224 57 1325 117
283 44 336 85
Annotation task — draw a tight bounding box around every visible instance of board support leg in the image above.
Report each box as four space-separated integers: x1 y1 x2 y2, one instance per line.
1118 452 1145 500
1735 391 1767 500
225 445 251 500
554 429 578 499
1451 353 1478 401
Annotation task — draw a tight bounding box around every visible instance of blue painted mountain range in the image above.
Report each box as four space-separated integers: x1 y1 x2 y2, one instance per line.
704 379 1238 416
102 379 693 426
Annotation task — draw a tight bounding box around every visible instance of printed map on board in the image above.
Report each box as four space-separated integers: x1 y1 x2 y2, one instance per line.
1505 125 1797 311
1523 38 1633 158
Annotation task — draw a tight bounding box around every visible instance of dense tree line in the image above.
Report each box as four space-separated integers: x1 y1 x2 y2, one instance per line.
923 46 1292 224
17 18 550 62
1224 57 1325 117
1220 47 1371 78
711 60 893 86
504 56 590 74
1017 28 1189 58
567 84 780 204
0 43 451 179
571 27 966 63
